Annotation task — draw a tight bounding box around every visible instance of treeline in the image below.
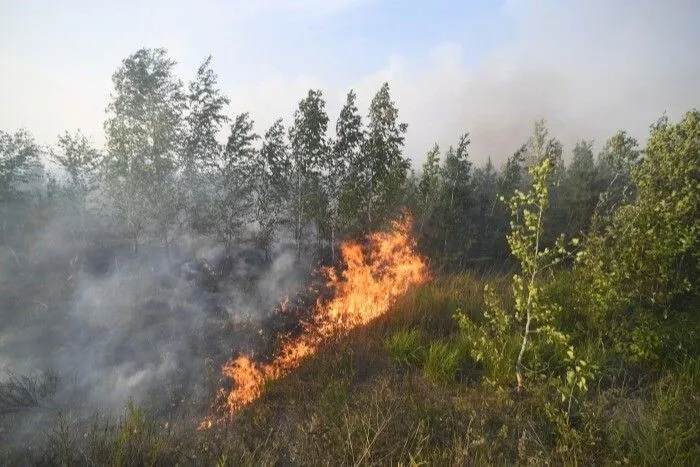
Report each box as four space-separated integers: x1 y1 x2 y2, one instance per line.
2 49 412 265
0 48 648 271
412 120 641 271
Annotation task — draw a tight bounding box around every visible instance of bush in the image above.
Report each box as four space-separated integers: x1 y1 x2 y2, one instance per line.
454 305 520 388
577 110 700 365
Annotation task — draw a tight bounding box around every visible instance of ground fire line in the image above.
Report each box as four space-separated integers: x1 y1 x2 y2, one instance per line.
199 214 428 429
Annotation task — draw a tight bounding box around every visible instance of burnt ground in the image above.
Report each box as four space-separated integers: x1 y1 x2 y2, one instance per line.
0 226 336 449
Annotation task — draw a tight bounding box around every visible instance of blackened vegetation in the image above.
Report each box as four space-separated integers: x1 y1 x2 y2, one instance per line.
258 266 337 355
0 371 58 415
0 220 325 450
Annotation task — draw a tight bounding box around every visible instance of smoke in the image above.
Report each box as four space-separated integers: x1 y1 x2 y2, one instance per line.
0 200 312 447
3 1 697 170
226 0 700 167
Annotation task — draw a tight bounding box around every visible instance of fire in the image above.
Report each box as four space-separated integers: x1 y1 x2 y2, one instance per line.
203 213 427 425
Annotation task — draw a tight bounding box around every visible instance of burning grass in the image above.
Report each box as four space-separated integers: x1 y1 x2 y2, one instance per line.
204 214 429 425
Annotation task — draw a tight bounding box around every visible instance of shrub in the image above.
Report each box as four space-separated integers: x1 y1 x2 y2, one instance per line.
577 110 700 364
454 307 519 388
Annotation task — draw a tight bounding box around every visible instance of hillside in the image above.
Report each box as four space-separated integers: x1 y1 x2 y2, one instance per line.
2 273 697 465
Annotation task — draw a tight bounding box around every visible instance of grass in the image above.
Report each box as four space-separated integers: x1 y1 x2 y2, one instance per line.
422 341 461 383
1 273 698 465
605 357 700 465
384 328 424 368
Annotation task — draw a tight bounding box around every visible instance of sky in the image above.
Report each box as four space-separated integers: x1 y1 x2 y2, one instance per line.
1 0 699 167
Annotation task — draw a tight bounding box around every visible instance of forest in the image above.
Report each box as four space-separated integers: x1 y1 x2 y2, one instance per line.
0 47 698 465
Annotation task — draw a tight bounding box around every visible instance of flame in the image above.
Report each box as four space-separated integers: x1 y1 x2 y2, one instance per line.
202 214 427 426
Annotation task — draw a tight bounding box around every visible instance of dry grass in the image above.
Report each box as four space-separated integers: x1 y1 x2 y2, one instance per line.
1 274 698 466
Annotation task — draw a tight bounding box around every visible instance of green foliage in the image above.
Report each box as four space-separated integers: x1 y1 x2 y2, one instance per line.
4 44 700 466
182 55 230 233
53 130 101 189
438 134 473 269
384 328 425 368
0 129 42 203
563 140 598 236
30 403 179 466
596 129 640 215
51 130 102 250
454 297 519 388
388 274 485 339
416 144 443 259
289 89 330 256
102 47 186 253
522 119 563 176
497 144 525 198
599 130 640 175
4 272 699 465
331 90 364 250
183 55 230 173
412 134 476 271
452 150 606 453
418 144 442 212
110 403 167 466
255 118 291 256
499 156 576 390
466 157 507 264
579 110 700 364
357 82 410 232
212 112 260 253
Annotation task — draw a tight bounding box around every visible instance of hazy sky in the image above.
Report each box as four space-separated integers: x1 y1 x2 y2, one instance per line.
1 0 699 166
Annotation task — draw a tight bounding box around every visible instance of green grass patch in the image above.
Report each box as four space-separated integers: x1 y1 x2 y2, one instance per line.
423 341 461 383
606 358 700 465
384 328 425 368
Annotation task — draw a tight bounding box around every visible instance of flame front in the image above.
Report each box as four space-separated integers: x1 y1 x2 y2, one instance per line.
205 214 427 424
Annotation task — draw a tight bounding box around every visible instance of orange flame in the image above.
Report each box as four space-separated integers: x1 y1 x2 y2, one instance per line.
202 214 427 426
